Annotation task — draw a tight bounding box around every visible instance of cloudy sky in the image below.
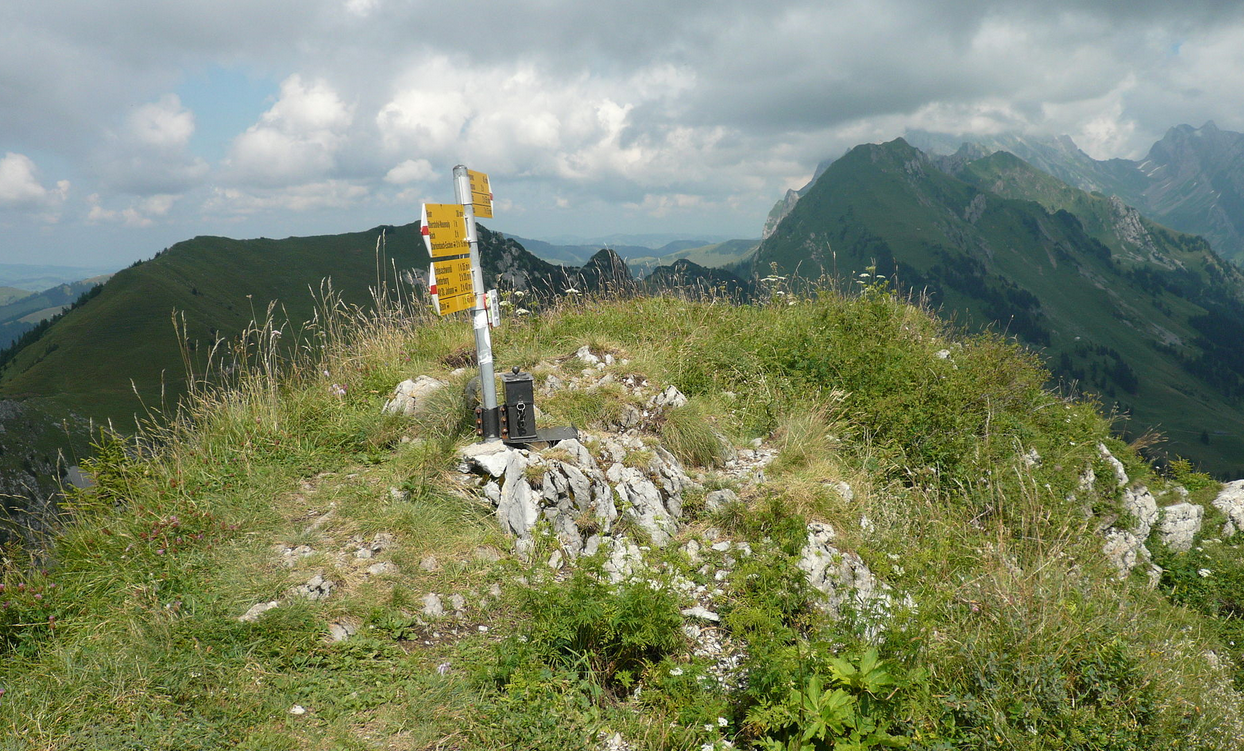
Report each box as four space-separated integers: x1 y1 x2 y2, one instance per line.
3 0 1244 268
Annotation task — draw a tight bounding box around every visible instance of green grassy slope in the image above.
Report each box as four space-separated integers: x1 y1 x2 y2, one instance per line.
3 292 1243 748
0 277 112 349
0 224 582 428
665 238 760 267
623 239 759 278
0 226 426 425
0 288 31 307
759 139 1244 476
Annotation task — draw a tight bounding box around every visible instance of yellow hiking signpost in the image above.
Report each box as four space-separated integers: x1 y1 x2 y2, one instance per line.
419 165 577 448
421 202 475 315
430 258 475 315
420 165 501 438
467 169 493 218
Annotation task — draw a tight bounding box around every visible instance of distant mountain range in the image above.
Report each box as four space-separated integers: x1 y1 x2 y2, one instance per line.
769 124 1244 271
759 137 1244 475
0 275 112 349
0 263 117 292
535 231 736 249
505 234 759 276
904 123 1244 266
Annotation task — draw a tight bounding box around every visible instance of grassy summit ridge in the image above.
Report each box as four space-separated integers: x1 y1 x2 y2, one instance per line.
2 285 1243 749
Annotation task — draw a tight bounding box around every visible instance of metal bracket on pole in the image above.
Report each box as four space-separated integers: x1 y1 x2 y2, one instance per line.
454 164 500 441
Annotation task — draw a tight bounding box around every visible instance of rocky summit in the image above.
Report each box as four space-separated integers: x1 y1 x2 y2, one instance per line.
4 292 1244 749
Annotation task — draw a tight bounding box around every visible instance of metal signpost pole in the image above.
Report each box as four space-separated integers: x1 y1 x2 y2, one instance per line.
452 164 500 440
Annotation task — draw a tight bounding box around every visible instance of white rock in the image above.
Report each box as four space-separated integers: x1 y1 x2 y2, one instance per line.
382 375 447 416
483 480 502 504
474 546 503 563
460 440 517 479
602 537 644 584
797 522 894 623
294 574 334 601
1212 480 1244 536
289 705 307 716
498 451 539 538
367 561 395 576
1102 529 1149 577
420 555 440 572
422 593 445 618
681 605 720 622
1122 486 1159 539
1158 503 1203 552
328 622 356 642
449 593 467 611
1098 443 1129 487
613 466 677 547
704 488 738 512
648 385 689 410
576 345 601 366
830 481 853 503
239 600 282 623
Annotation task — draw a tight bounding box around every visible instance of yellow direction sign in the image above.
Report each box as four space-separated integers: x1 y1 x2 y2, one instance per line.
467 169 493 218
421 203 470 258
430 258 475 316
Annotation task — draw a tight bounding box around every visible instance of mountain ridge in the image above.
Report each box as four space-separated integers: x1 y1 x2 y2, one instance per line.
759 137 1244 475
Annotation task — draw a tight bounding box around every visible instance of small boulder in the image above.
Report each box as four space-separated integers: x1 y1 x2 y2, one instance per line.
1158 503 1203 553
328 621 356 642
460 440 518 478
1212 480 1244 537
239 600 282 623
422 593 445 618
1122 486 1159 539
294 574 335 601
704 489 738 513
1102 529 1149 578
382 375 447 416
648 385 689 410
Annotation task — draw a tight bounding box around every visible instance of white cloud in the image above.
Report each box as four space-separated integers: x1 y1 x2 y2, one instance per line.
375 58 720 194
344 0 380 16
383 158 434 184
226 75 354 187
87 193 178 227
0 153 69 222
0 153 56 205
625 193 706 217
94 94 208 195
128 94 196 149
205 180 369 215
